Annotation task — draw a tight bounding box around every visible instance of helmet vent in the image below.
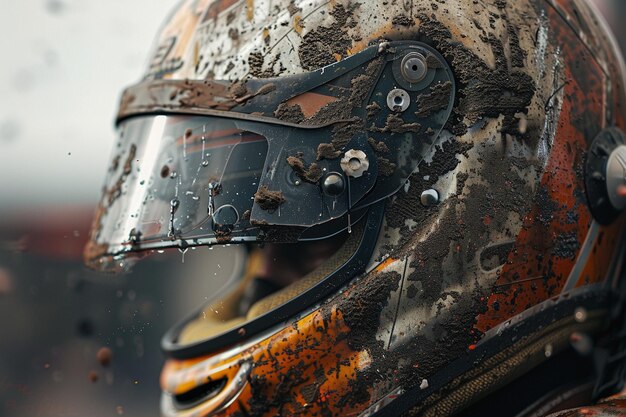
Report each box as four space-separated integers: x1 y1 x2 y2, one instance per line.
173 377 227 410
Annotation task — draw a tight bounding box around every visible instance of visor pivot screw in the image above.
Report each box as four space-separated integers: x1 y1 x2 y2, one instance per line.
401 52 428 84
295 180 301 186
322 173 345 196
387 89 411 113
420 189 439 207
341 150 370 178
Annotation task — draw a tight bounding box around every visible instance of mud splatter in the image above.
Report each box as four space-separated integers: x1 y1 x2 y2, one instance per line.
415 81 453 117
298 4 360 71
215 229 233 243
377 157 397 177
254 186 286 212
275 103 305 123
106 144 136 206
417 15 535 132
317 143 342 160
554 231 580 260
287 155 324 184
366 101 382 119
392 15 415 27
370 114 421 134
368 137 389 154
340 271 401 351
287 2 301 16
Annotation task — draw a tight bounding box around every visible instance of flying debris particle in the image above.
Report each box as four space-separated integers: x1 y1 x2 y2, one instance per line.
89 370 99 383
420 379 429 390
97 347 113 367
0 267 14 295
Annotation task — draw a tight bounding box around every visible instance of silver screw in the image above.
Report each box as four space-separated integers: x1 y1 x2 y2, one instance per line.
420 189 439 207
341 150 370 178
401 52 428 84
387 89 411 112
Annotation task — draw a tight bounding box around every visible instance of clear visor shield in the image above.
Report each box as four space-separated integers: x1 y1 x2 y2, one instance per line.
86 115 269 269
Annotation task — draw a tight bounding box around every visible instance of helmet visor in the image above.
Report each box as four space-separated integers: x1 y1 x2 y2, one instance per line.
87 115 269 269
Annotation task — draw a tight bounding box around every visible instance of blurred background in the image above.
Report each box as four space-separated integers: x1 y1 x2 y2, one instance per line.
0 1 625 416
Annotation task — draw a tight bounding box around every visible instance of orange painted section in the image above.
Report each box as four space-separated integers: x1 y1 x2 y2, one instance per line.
475 6 607 333
162 307 371 416
286 93 340 119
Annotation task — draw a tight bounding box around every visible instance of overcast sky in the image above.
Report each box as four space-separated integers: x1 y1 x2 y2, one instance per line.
0 0 176 210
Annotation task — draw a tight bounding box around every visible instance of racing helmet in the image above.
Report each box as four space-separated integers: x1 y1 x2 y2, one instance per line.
85 0 626 415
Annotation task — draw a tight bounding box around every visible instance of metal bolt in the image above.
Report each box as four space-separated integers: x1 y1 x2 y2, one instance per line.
401 52 428 84
341 150 370 178
420 189 439 207
322 173 345 196
387 89 411 112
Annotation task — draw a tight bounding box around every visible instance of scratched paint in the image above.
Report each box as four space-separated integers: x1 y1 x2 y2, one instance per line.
83 0 626 415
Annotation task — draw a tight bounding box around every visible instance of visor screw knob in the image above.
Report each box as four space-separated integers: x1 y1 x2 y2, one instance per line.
401 53 428 84
387 89 411 113
420 189 439 207
322 173 345 196
341 150 370 178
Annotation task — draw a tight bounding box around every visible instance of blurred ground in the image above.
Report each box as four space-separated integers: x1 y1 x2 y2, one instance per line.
0 1 625 416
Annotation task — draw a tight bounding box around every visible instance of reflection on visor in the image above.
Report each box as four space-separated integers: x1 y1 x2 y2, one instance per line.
88 115 268 266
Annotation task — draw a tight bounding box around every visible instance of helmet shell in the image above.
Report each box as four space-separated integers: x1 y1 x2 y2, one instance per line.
125 0 626 415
